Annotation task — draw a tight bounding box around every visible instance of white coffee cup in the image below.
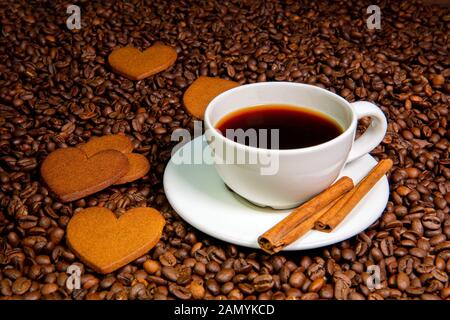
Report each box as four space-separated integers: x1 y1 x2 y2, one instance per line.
204 82 387 209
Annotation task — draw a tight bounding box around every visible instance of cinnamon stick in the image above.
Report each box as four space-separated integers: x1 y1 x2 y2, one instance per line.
258 176 354 254
314 159 393 232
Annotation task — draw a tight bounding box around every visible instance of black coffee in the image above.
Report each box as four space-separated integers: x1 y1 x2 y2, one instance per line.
215 104 343 149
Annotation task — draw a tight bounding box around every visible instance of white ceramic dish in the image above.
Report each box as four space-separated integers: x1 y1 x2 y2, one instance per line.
164 136 389 250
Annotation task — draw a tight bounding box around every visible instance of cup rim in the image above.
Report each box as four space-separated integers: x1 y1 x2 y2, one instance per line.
203 82 357 155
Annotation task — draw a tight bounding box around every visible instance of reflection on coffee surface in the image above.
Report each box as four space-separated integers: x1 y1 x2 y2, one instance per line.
216 104 343 149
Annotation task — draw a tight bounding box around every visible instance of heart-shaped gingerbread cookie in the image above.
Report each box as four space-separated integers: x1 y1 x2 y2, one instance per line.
41 148 129 202
108 43 177 80
67 207 165 274
78 134 150 185
78 134 133 158
114 153 150 185
183 76 240 119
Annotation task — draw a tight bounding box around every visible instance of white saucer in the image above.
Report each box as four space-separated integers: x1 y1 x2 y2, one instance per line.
163 136 389 251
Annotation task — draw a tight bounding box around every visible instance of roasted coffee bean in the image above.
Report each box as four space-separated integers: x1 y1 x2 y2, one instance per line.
341 248 356 261
161 267 178 282
441 287 450 299
159 252 177 267
4 269 22 280
319 284 334 299
143 260 160 274
23 291 41 300
113 290 128 300
285 288 301 299
206 279 220 296
238 283 254 295
0 280 12 296
129 283 148 300
380 238 394 256
220 282 234 295
308 277 325 293
416 264 435 274
406 287 425 295
421 293 442 300
334 273 351 300
183 257 196 268
206 261 220 273
410 248 427 259
233 274 247 284
81 274 99 290
100 276 116 289
301 292 319 300
12 277 31 295
289 271 306 289
435 241 450 253
147 276 167 286
168 283 191 300
253 274 274 292
348 292 365 300
189 280 205 300
215 268 235 283
134 270 147 282
233 259 252 274
41 283 59 296
222 258 234 270
301 278 312 292
396 272 410 291
27 265 42 280
228 289 243 300
193 262 206 276
432 269 448 283
175 265 191 285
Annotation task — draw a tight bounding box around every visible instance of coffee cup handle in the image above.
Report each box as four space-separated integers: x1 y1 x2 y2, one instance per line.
347 101 387 163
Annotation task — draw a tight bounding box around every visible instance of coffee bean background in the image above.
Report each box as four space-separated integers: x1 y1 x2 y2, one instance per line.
0 0 449 300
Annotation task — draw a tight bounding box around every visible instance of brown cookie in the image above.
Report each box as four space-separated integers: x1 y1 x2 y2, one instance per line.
78 134 150 185
67 207 165 274
41 148 129 202
114 153 150 185
183 76 240 119
108 43 177 81
78 134 133 158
